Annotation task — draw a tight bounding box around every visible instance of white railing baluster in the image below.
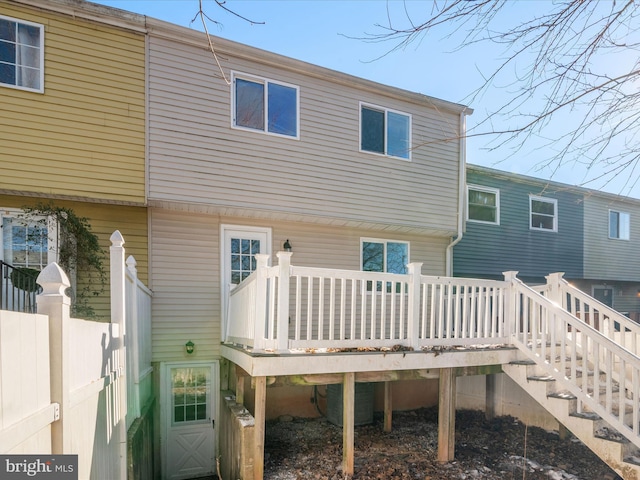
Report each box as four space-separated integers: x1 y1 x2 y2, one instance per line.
340 278 346 340
429 283 436 339
318 278 325 341
307 276 313 341
295 275 302 341
329 277 336 341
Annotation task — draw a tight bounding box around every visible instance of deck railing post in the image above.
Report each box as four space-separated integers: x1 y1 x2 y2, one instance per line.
253 254 270 351
407 263 423 349
276 252 292 352
503 271 519 342
546 272 566 343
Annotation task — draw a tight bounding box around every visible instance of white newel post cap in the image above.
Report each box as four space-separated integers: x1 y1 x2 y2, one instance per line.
37 262 71 299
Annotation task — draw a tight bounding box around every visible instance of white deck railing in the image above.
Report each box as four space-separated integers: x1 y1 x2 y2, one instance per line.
543 272 640 356
225 256 640 450
226 253 510 351
510 274 640 449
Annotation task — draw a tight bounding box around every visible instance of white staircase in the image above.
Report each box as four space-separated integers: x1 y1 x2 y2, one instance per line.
503 275 640 479
503 359 640 479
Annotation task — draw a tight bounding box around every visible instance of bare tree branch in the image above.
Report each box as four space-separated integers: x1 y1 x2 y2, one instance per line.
364 0 640 193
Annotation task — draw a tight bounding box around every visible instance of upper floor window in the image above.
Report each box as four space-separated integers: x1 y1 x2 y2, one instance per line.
0 16 44 93
609 210 630 240
530 196 557 232
232 72 299 138
360 103 411 160
467 185 499 224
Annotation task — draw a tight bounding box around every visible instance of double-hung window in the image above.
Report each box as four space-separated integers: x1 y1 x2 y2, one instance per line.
1 210 55 270
467 185 499 224
232 73 299 138
609 210 630 240
530 196 557 232
360 103 411 160
0 15 44 92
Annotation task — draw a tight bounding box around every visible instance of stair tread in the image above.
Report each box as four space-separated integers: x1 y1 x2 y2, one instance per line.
570 411 601 421
527 375 556 382
548 391 577 400
623 455 640 467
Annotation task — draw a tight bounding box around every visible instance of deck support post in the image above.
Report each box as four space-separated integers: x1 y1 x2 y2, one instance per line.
343 372 355 476
253 376 267 480
438 367 456 463
384 381 393 432
485 374 497 421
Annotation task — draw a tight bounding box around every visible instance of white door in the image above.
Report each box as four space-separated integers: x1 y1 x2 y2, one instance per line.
163 363 218 480
221 225 271 338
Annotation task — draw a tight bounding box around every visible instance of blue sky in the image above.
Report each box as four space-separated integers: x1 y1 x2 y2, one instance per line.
94 0 639 198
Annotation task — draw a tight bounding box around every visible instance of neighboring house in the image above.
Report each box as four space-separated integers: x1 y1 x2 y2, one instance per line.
0 0 149 318
455 164 640 319
1 0 152 476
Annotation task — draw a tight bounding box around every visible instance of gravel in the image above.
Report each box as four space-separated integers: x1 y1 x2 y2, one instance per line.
263 408 622 480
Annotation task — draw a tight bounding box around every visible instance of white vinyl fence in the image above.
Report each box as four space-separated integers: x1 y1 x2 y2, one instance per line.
0 231 151 480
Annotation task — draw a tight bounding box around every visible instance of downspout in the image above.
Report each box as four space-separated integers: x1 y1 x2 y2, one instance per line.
445 110 468 276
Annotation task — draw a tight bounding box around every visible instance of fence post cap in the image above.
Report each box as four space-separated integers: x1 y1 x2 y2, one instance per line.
37 262 71 295
110 230 125 247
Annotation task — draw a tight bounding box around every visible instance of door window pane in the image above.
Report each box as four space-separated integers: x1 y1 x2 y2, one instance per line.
230 237 261 285
171 367 210 424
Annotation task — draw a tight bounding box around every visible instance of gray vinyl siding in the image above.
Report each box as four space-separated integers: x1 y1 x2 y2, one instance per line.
150 209 449 363
147 34 463 234
584 196 640 281
454 169 584 283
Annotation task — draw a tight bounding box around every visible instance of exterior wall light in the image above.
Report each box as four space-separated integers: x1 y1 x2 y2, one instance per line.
185 340 195 355
283 239 292 252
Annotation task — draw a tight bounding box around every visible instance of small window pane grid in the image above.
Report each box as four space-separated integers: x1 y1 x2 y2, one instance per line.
172 367 210 424
530 197 557 231
609 210 630 240
467 186 499 224
362 240 409 292
2 217 48 269
0 16 42 91
234 75 298 137
230 238 261 285
361 105 411 160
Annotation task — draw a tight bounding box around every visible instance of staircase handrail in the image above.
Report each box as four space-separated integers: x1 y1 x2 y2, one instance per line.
508 275 640 448
548 273 640 355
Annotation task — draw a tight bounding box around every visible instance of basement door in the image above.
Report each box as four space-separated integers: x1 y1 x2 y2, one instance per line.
163 363 218 480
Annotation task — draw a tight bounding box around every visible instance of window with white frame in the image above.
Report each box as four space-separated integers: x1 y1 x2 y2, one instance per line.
361 238 409 274
0 210 55 269
232 73 299 138
0 15 44 92
360 103 411 160
530 196 557 231
609 210 630 240
467 185 499 224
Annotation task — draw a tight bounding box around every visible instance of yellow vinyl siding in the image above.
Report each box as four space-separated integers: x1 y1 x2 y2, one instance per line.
0 194 148 319
0 2 145 203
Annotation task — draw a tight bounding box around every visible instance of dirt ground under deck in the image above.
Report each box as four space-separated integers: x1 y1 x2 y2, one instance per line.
263 408 622 479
